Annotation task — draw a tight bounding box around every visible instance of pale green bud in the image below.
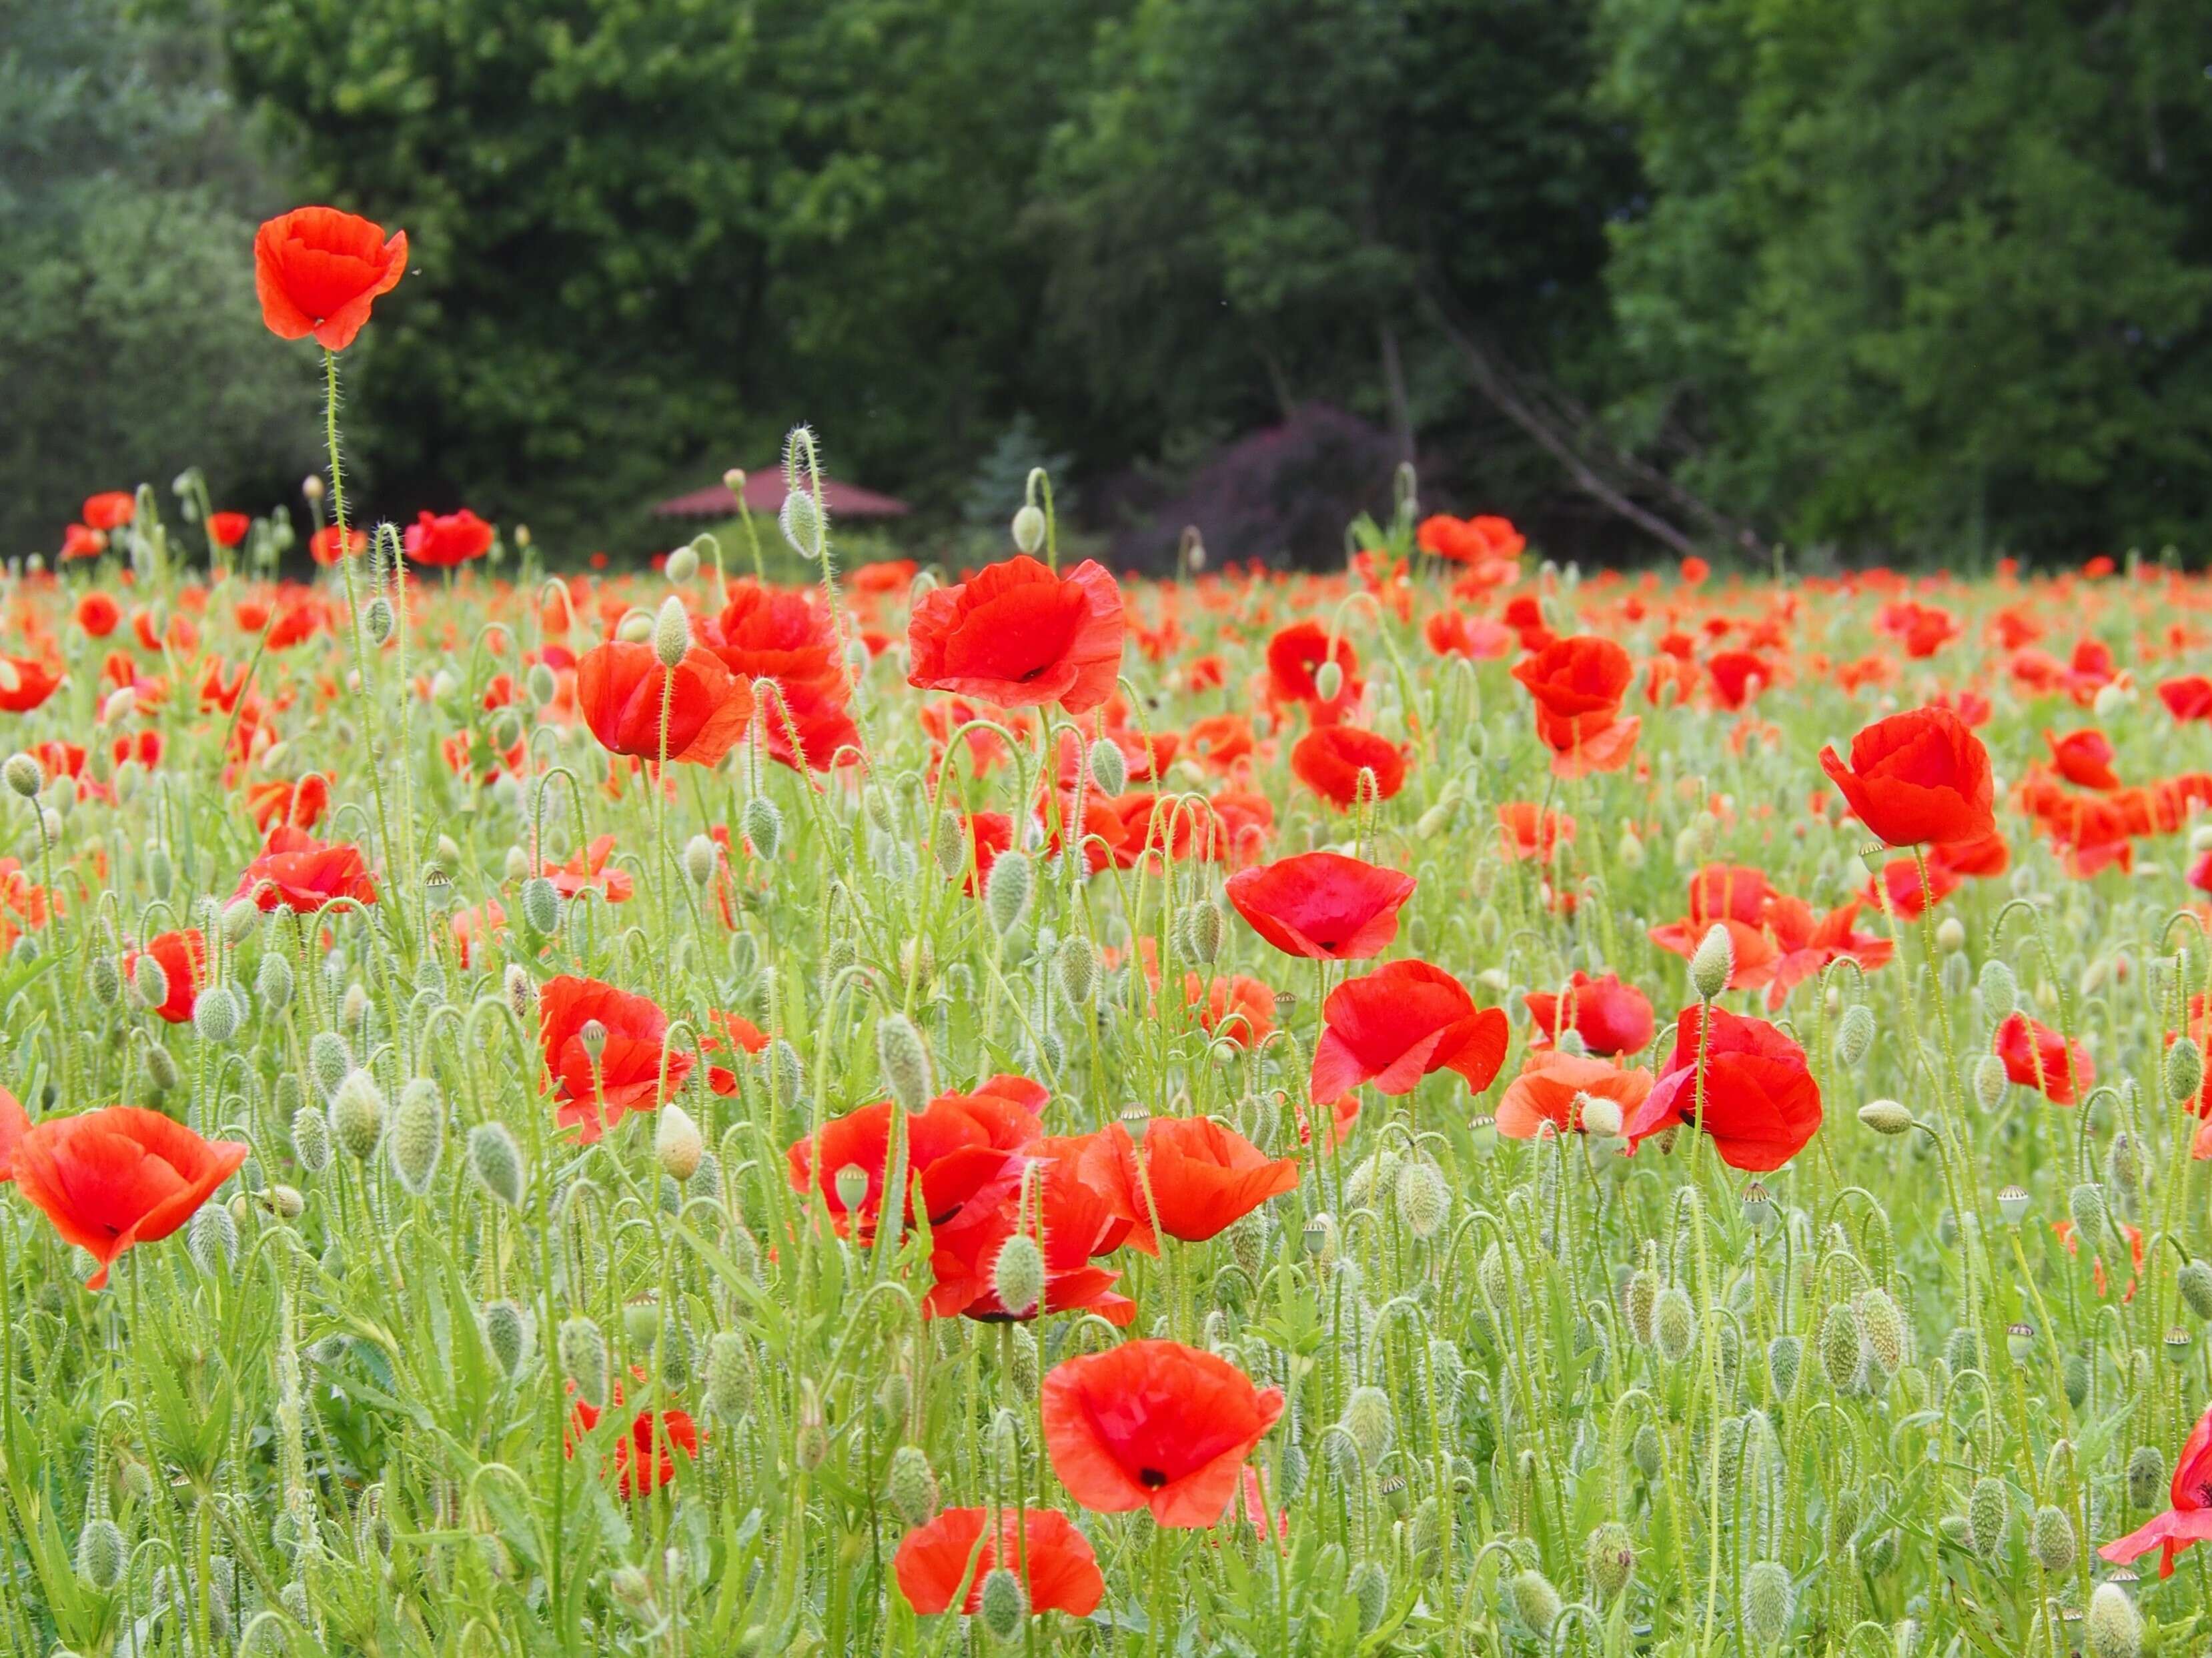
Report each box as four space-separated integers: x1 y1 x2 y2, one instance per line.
468 1122 525 1207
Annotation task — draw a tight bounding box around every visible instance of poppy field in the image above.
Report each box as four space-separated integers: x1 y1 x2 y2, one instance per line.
8 210 2212 1658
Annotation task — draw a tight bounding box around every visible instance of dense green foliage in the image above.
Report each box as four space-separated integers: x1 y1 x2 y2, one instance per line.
13 0 2212 560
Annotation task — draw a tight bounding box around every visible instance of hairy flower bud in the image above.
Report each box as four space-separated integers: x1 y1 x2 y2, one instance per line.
132 952 170 1012
2068 1180 2107 1244
1624 1269 1659 1345
519 875 560 936
1967 1475 2007 1559
1858 1098 1912 1135
1584 1520 1635 1598
1340 1385 1395 1467
328 1069 385 1160
290 1103 330 1174
1183 899 1225 964
1654 1285 1696 1363
559 1315 609 1409
992 1232 1045 1319
187 1202 237 1274
192 984 240 1044
1689 924 1734 1000
3 753 43 798
2169 1037 2205 1107
654 1103 703 1182
985 849 1033 934
482 1299 528 1377
2029 1503 2076 1572
876 1014 933 1113
1978 958 2017 1019
75 1516 126 1591
2127 1445 2164 1509
741 795 782 861
389 1079 444 1196
1766 1334 1802 1401
1744 1560 1794 1649
978 1567 1027 1640
1819 1300 1863 1391
2087 1581 2142 1658
1835 1004 1875 1067
1969 1051 2005 1110
1395 1159 1450 1239
682 834 716 888
1506 1568 1561 1639
1011 503 1047 554
468 1122 524 1207
1087 737 1126 797
1856 1289 1905 1377
652 595 692 670
1055 933 1097 1004
881 1445 937 1531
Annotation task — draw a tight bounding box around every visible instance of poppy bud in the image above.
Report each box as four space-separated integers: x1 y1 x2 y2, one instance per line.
2087 1581 2142 1658
1766 1334 1801 1401
651 594 692 671
1818 1300 1862 1391
193 984 240 1044
2127 1443 2163 1508
90 953 121 1006
3 753 41 798
365 596 394 644
616 610 654 644
768 1038 803 1102
328 1070 384 1160
1858 1098 1912 1135
688 1150 721 1200
1395 1160 1450 1239
1630 1423 1661 1479
291 1105 330 1174
1933 916 1965 952
992 1232 1045 1319
1977 958 2017 1018
1969 1052 2005 1110
978 1567 1027 1639
519 875 560 936
1578 1092 1624 1139
983 848 1034 936
75 1516 127 1592
1965 1475 2007 1559
389 1079 443 1196
741 794 782 861
506 964 535 1020
885 1443 937 1526
1743 1559 1793 1648
702 1331 752 1424
1506 1568 1560 1639
132 953 170 1011
525 661 558 706
1010 502 1047 554
1852 1290 1902 1377
1181 898 1225 964
875 1014 933 1112
1313 659 1343 704
2068 1180 2107 1242
2168 1037 2204 1106
2181 1258 2212 1321
468 1122 524 1207
308 1030 352 1098
2029 1503 2075 1573
1836 1004 1874 1067
1624 1269 1658 1345
1087 738 1127 796
1584 1520 1634 1598
681 834 717 889
250 950 292 1014
1688 924 1733 1000
482 1299 528 1376
1350 1561 1387 1633
665 544 700 584
558 1315 609 1410
1339 1385 1395 1465
185 1202 237 1275
340 982 371 1028
779 489 824 562
1054 934 1095 1005
1654 1286 1696 1363
143 1036 179 1092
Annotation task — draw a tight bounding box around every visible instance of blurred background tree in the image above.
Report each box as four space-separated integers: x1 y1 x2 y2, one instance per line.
13 0 2211 566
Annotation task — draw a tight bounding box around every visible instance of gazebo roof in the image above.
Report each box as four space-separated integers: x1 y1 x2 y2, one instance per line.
651 470 909 520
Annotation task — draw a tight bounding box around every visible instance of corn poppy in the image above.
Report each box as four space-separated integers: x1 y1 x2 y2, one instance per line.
893 1508 1104 1617
1819 706 1994 847
61 523 104 560
10 1107 247 1288
0 657 63 714
2045 728 2120 792
1185 973 1277 1047
2103 1403 2212 1578
1512 634 1632 746
2159 676 2212 723
1497 1050 1654 1138
254 205 408 351
309 525 368 565
0 1086 29 1181
568 1375 698 1498
923 1154 1134 1325
707 581 859 770
1309 959 1510 1106
82 492 135 532
1041 1339 1284 1527
207 511 251 548
1223 851 1415 960
1265 621 1361 722
540 974 693 1144
1622 1006 1822 1171
233 826 378 912
906 556 1124 715
1290 725 1406 810
75 593 121 638
1523 971 1654 1056
1993 1011 2093 1105
404 508 495 567
788 1080 1046 1240
1497 802 1574 862
576 640 752 767
1078 1116 1297 1253
121 929 206 1024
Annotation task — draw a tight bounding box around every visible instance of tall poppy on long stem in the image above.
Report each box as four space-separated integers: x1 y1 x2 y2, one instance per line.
1041 1340 1283 1526
10 1108 247 1288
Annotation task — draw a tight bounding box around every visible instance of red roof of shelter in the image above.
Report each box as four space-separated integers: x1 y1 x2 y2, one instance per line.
652 471 910 520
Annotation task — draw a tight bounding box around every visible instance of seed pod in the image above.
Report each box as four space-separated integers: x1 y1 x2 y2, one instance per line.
187 1203 237 1274
2029 1503 2076 1572
482 1300 528 1377
704 1331 753 1423
1967 1475 2007 1559
1819 1301 1863 1391
468 1122 525 1207
1835 1004 1875 1067
1584 1520 1634 1598
1690 924 1734 1000
1654 1285 1696 1363
256 949 294 1010
1506 1568 1561 1639
1624 1269 1659 1345
2087 1581 2142 1658
2168 1037 2205 1107
654 1104 703 1182
519 875 560 935
742 796 783 861
1744 1560 1793 1649
1978 958 2017 1018
1767 1334 1802 1401
75 1516 126 1591
308 1030 352 1099
1349 1561 1387 1633
682 834 717 888
558 1315 609 1410
328 1069 385 1160
1971 1052 2006 1110
2127 1445 2164 1509
1340 1385 1395 1466
1856 1290 1906 1377
1055 934 1096 1004
985 850 1033 934
1395 1160 1450 1240
875 1014 933 1113
992 1233 1045 1318
978 1567 1027 1640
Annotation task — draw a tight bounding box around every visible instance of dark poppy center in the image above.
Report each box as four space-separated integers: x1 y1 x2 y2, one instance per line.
1138 1467 1168 1489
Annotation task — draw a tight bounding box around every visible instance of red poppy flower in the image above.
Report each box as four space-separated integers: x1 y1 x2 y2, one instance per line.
1418 513 1525 565
233 826 378 912
2046 728 2120 792
10 1107 247 1288
404 508 495 567
542 834 636 904
0 657 63 714
121 930 206 1024
0 1086 27 1182
1290 725 1406 810
1497 802 1574 862
61 523 104 560
75 593 121 637
1309 959 1510 1106
245 775 330 834
253 206 408 351
1185 973 1277 1047
1993 1012 2093 1105
207 512 251 548
1424 610 1514 660
1265 621 1361 722
539 975 692 1143
82 492 135 532
1819 706 1995 847
1622 1006 1822 1171
1088 1116 1297 1251
1042 1339 1284 1527
576 640 752 767
1223 851 1415 961
1512 635 1632 744
893 1508 1104 1617
924 1153 1133 1325
2103 1403 2212 1578
2159 676 2212 724
788 1080 1046 1240
1497 1050 1654 1138
906 556 1125 714
309 525 368 565
1523 971 1654 1056
568 1376 698 1498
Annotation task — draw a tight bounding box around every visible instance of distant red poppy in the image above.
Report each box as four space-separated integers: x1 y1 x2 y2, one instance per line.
61 524 105 560
121 929 206 1024
540 974 692 1144
1819 706 1994 847
245 774 330 834
1290 725 1406 809
0 1086 27 1182
1042 1339 1284 1527
1223 851 1414 960
82 492 135 532
1524 970 1654 1056
1497 802 1574 862
1309 959 1510 1106
2159 676 2212 724
75 593 121 638
568 1376 698 1498
1993 1011 2093 1105
2102 1403 2212 1579
1497 1050 1654 1138
404 508 495 567
233 826 378 912
253 205 408 351
11 1107 247 1288
906 556 1125 714
576 640 752 767
2046 728 2119 792
893 1508 1104 1617
923 1154 1133 1325
1265 621 1361 722
1418 513 1525 566
207 512 251 548
1512 636 1640 775
1622 1006 1822 1170
788 1079 1046 1241
0 657 63 714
